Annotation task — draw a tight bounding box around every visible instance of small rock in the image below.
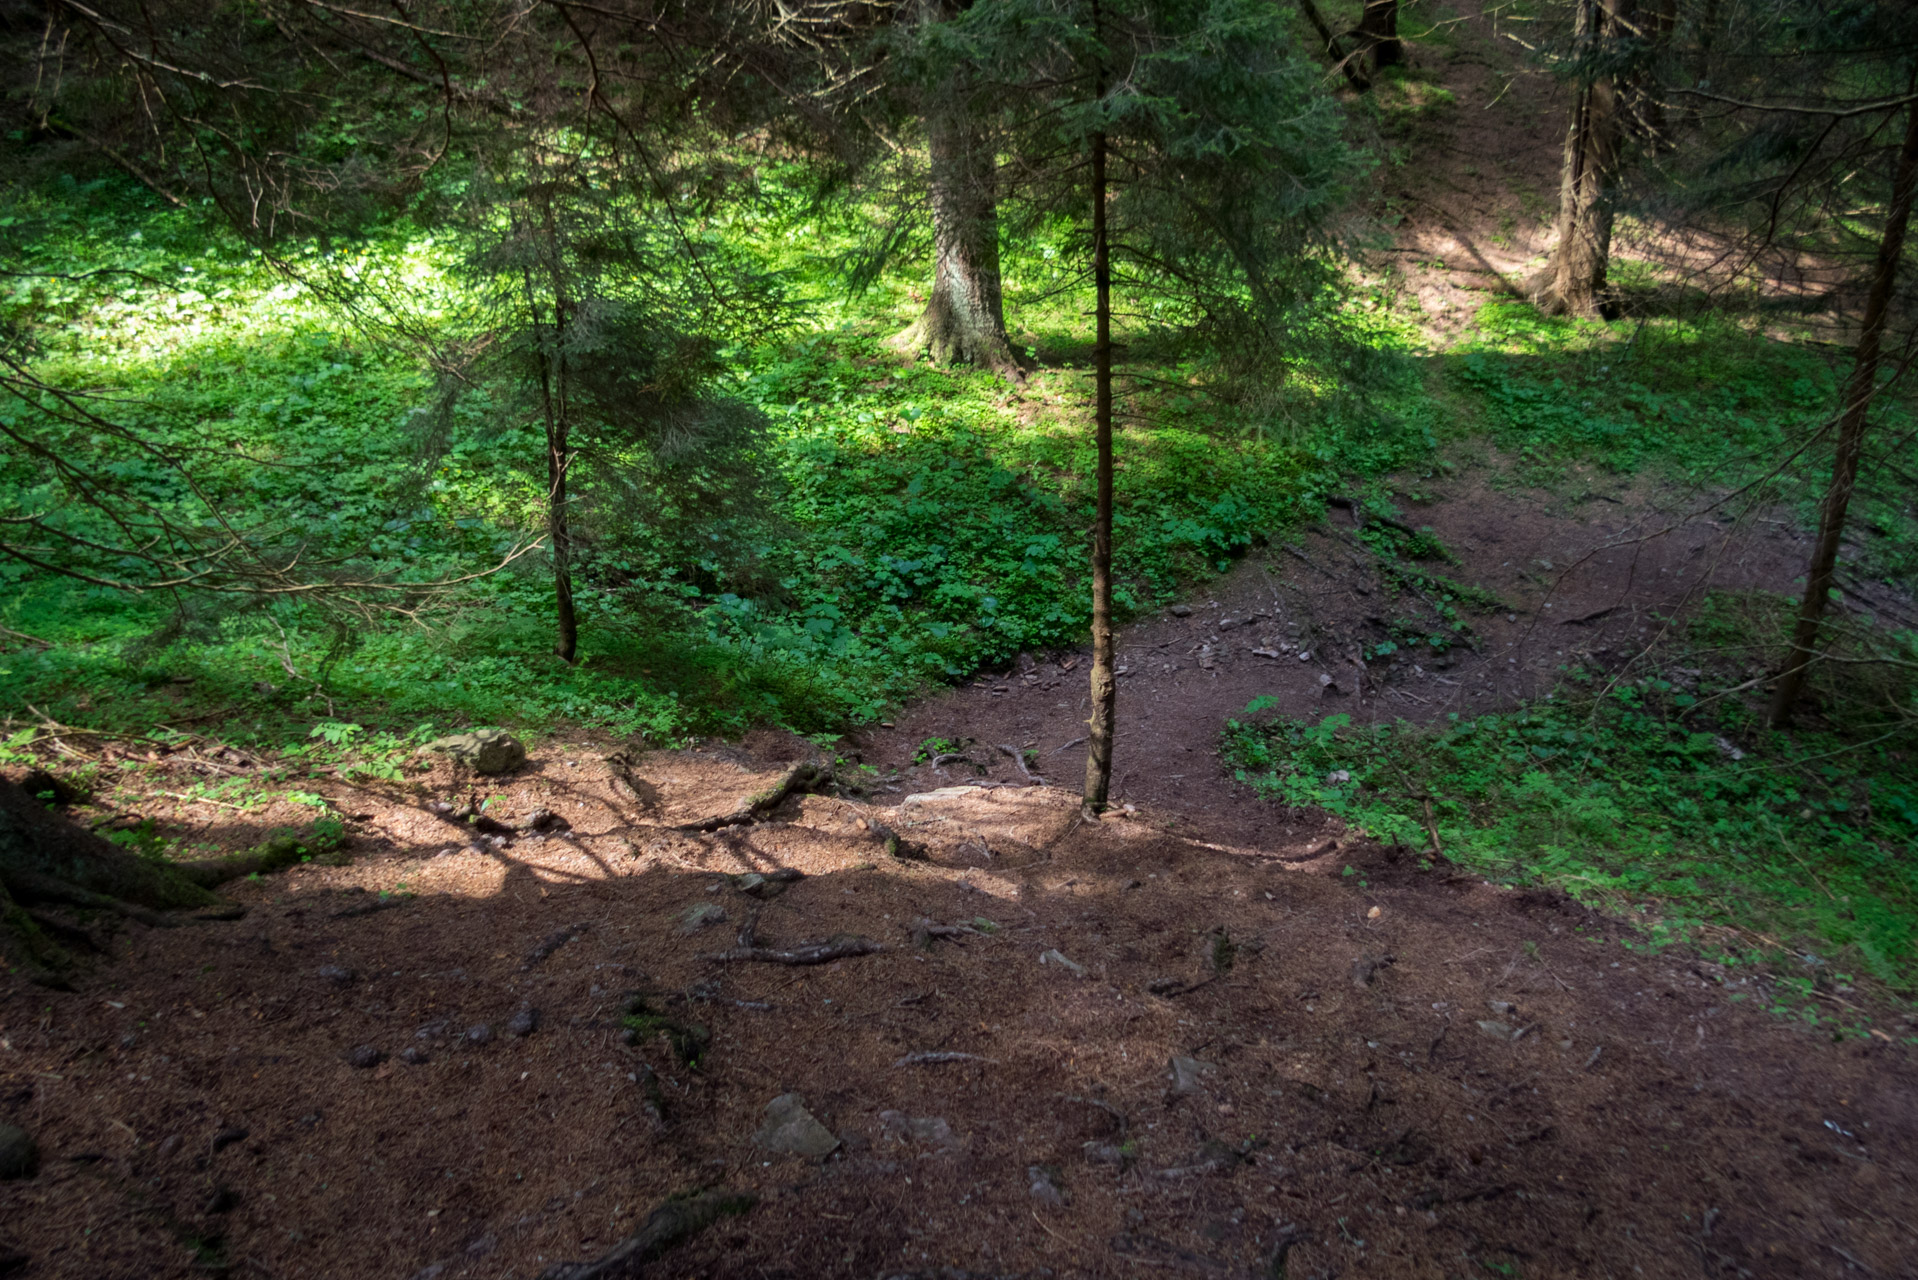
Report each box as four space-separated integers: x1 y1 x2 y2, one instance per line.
345 1045 386 1070
1298 650 1312 662
879 1111 959 1151
517 808 565 832
1218 616 1244 630
1366 906 1383 920
1028 1164 1069 1206
1169 1056 1215 1095
422 729 526 775
203 1186 239 1215
156 1135 181 1159
210 1127 248 1153
118 1033 139 1050
755 1093 840 1159
506 1008 540 1037
465 1024 494 1045
0 1125 38 1180
1170 604 1193 617
679 902 727 935
1039 949 1087 977
1476 1020 1517 1042
400 1046 430 1065
316 965 356 986
1487 1000 1517 1017
1325 768 1350 784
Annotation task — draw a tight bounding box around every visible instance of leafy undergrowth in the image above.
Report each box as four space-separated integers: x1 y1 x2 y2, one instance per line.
0 179 1428 746
1222 596 1918 992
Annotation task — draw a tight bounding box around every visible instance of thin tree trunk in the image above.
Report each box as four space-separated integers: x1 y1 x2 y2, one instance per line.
1296 0 1369 91
1536 0 1627 318
1082 97 1116 820
534 199 580 664
1768 94 1918 727
1356 0 1401 75
896 105 1019 376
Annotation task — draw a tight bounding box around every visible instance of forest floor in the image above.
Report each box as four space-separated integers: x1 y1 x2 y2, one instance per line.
3 471 1915 1280
6 6 1917 1279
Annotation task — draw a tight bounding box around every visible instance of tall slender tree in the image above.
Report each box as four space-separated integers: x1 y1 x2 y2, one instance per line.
891 0 1356 813
1769 90 1918 725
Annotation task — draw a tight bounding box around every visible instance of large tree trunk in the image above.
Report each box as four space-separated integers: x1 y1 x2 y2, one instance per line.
895 103 1019 377
1768 95 1918 728
1355 0 1401 75
1082 111 1116 820
1535 0 1630 318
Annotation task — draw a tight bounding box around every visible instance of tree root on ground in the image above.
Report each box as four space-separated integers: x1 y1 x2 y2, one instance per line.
702 911 883 966
675 756 831 833
531 1189 756 1280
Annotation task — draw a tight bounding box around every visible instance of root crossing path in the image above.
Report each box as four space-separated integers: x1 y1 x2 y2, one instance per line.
1 711 1911 1278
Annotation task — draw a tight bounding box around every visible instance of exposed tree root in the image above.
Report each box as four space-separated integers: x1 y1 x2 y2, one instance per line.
532 1189 756 1280
675 757 830 833
702 912 883 966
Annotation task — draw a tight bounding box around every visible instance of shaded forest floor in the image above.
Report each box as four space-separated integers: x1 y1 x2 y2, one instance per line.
3 469 1914 1280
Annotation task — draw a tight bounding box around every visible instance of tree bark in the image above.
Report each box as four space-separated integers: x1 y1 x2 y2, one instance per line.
1535 0 1629 318
531 197 580 664
1296 0 1370 92
895 103 1019 377
1082 90 1116 820
1768 94 1918 728
1356 0 1401 75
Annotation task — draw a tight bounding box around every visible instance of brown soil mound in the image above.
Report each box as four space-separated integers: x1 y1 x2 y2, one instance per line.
3 732 1912 1279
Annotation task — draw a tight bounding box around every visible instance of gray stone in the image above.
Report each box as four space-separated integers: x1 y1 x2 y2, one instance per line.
679 902 727 935
346 1044 385 1069
1039 948 1086 977
423 729 526 775
879 1111 959 1151
755 1093 839 1159
1169 1056 1215 1095
400 1046 429 1065
506 1008 540 1037
1170 604 1193 617
1028 1164 1069 1206
1476 1020 1517 1041
0 1124 37 1179
464 1024 494 1045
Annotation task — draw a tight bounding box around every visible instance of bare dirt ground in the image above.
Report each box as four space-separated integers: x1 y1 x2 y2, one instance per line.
4 475 1913 1280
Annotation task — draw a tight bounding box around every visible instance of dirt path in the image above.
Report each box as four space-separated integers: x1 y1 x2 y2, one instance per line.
4 649 1913 1279
853 471 1815 851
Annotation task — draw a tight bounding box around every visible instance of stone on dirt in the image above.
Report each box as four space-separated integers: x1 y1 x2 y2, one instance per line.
507 1008 540 1037
879 1111 959 1151
345 1045 385 1069
1028 1164 1069 1206
423 729 526 774
465 1024 494 1045
755 1093 840 1160
1168 1056 1215 1095
680 902 727 934
1170 604 1193 617
1039 948 1086 977
0 1124 38 1179
1477 1020 1517 1041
